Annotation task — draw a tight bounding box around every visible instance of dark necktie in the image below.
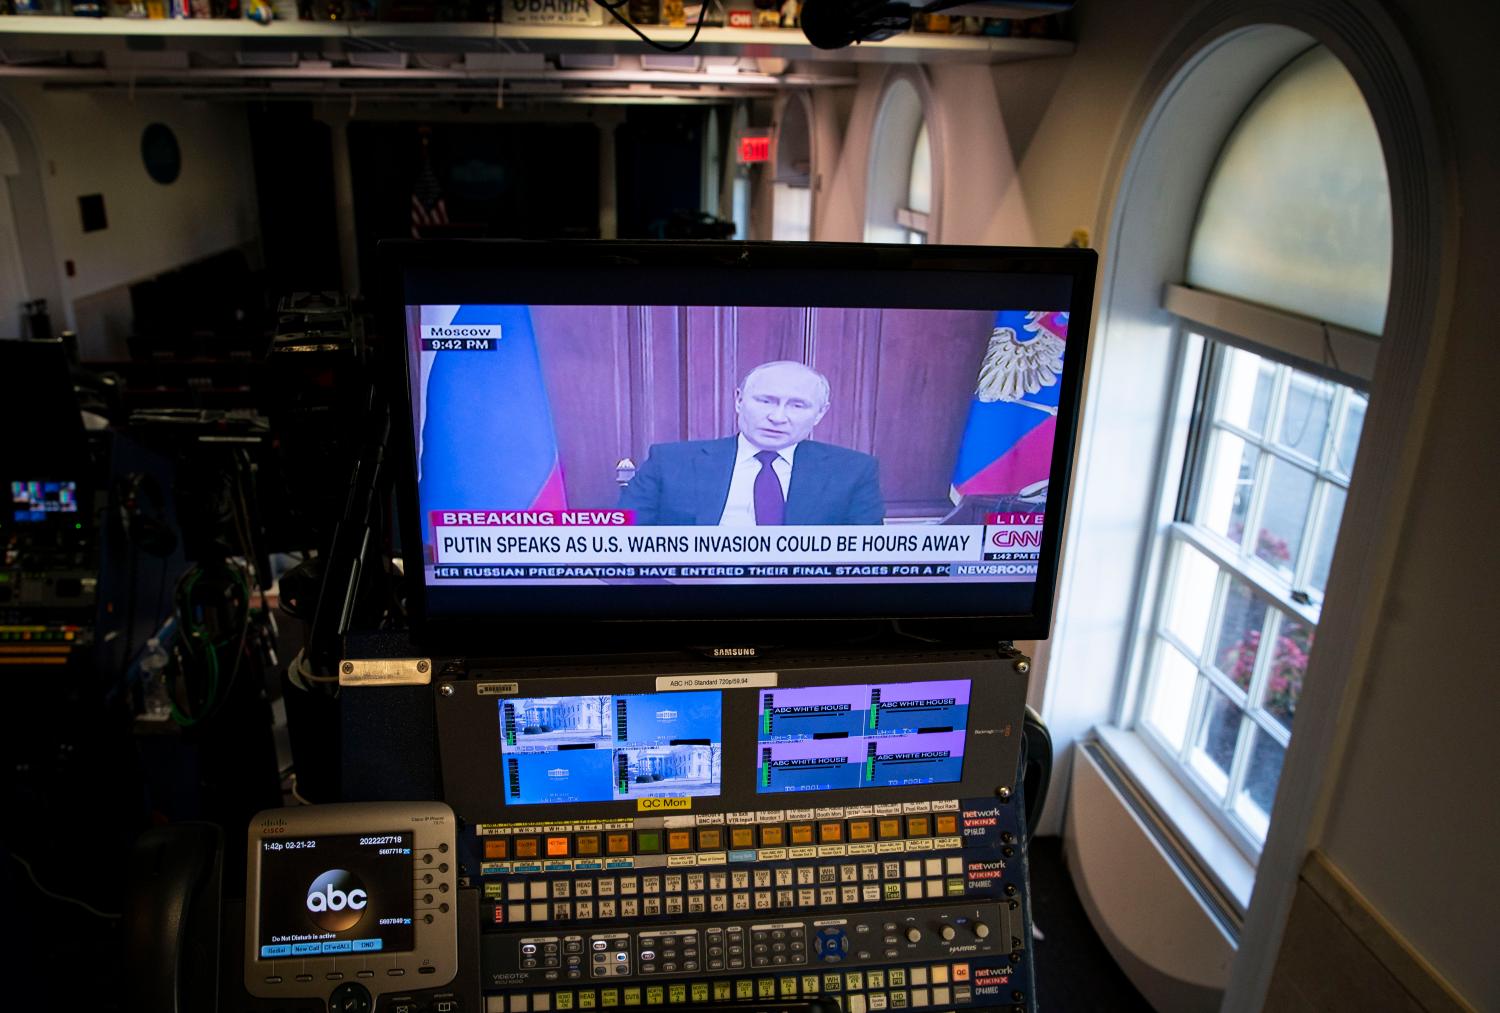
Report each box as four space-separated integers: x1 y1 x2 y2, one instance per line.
753 450 785 526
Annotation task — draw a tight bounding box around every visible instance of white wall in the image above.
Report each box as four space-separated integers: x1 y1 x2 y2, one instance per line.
0 84 259 350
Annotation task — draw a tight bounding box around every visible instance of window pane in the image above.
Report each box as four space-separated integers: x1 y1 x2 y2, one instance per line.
1217 348 1276 435
1275 372 1334 460
1196 431 1259 546
1308 485 1347 594
1262 614 1313 732
1332 392 1366 477
1213 578 1268 691
1164 544 1219 657
1189 685 1241 801
1233 727 1285 842
1144 643 1198 753
907 122 932 215
1254 458 1315 576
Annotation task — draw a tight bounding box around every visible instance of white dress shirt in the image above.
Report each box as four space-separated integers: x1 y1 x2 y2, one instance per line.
718 434 798 525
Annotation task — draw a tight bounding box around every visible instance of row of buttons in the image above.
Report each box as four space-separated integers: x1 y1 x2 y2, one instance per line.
476 800 961 839
481 962 984 1012
489 859 967 925
263 967 431 984
482 816 963 862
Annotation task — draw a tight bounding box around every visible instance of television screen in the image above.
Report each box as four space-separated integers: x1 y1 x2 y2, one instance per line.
389 242 1094 641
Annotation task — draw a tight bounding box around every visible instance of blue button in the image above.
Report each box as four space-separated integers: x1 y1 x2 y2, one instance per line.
322 940 354 953
260 945 292 958
729 850 757 862
354 939 384 952
292 942 323 955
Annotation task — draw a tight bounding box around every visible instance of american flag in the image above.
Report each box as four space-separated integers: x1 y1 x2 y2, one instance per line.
410 134 448 239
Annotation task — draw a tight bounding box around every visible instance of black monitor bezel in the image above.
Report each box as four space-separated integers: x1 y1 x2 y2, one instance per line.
382 240 1095 655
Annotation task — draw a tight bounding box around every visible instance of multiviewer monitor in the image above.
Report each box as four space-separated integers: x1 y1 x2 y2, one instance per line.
387 241 1095 647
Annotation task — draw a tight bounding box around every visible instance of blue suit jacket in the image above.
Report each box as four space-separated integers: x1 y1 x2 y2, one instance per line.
619 437 885 525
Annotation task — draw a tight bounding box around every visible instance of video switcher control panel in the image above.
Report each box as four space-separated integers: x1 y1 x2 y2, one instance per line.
436 652 1037 1013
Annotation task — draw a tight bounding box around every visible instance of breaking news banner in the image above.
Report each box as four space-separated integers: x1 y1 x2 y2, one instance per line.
425 511 1044 583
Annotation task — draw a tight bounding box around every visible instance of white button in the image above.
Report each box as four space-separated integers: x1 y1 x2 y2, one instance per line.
508 904 527 924
532 995 551 1012
904 882 922 900
868 995 888 1011
903 861 921 878
841 887 859 904
486 997 507 1013
529 882 547 900
912 989 929 1008
933 987 950 1005
621 899 639 917
553 881 571 898
597 878 616 897
507 883 525 901
530 903 548 921
618 876 637 895
862 886 880 902
599 900 617 918
944 857 962 876
576 880 594 897
733 893 750 910
508 997 529 1013
925 880 944 899
849 996 867 1013
930 966 949 985
910 968 928 986
577 901 594 919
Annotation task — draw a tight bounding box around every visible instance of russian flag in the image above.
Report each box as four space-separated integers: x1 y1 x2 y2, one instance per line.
417 304 567 545
950 309 1069 502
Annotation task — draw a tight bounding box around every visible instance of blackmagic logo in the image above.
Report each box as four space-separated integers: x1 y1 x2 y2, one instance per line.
305 869 369 932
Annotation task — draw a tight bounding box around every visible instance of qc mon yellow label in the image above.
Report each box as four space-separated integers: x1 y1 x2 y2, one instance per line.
636 797 691 812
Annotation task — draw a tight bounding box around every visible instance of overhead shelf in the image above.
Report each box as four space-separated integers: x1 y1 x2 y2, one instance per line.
0 16 1073 63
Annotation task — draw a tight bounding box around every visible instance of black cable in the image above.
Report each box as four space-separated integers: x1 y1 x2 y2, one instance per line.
593 0 714 54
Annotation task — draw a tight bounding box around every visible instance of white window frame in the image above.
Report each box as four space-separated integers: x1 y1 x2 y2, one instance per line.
864 68 940 246
1124 328 1370 860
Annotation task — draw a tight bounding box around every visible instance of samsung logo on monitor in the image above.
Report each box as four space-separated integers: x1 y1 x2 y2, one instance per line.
710 647 758 658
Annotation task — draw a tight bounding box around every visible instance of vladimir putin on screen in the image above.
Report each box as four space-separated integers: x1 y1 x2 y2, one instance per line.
619 361 885 526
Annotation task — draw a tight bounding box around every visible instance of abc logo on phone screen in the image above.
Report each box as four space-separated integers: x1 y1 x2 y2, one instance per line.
305 869 369 932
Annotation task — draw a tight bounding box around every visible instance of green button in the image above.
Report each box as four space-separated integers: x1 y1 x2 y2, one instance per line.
889 970 907 987
483 883 504 899
824 973 843 992
802 975 820 994
642 987 661 1005
868 971 886 989
780 977 797 998
713 982 732 1002
946 878 965 896
691 984 710 1003
668 985 686 1004
736 981 754 1000
579 991 597 1009
601 988 619 1008
624 987 642 1006
634 830 662 854
846 972 865 990
556 993 575 1010
757 979 776 999
883 883 903 901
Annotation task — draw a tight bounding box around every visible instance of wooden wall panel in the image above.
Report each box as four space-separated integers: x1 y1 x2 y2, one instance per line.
870 309 995 516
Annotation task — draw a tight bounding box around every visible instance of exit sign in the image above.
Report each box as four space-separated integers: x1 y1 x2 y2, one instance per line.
738 135 771 163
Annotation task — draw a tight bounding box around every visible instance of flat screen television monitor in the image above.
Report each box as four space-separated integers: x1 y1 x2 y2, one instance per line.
386 241 1095 650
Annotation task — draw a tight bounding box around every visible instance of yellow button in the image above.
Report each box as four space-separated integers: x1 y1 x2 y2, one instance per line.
818 822 843 844
483 838 510 860
606 833 632 855
731 827 757 849
513 837 540 858
575 833 602 857
847 819 873 842
877 818 902 840
789 824 815 846
759 825 785 847
935 814 958 836
697 828 723 851
906 816 931 837
667 830 693 852
546 836 570 857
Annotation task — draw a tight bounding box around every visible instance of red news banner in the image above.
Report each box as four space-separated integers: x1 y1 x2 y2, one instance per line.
427 511 1044 581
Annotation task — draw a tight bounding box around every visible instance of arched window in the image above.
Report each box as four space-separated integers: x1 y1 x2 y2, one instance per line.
864 73 934 244
771 93 814 242
1131 46 1391 850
